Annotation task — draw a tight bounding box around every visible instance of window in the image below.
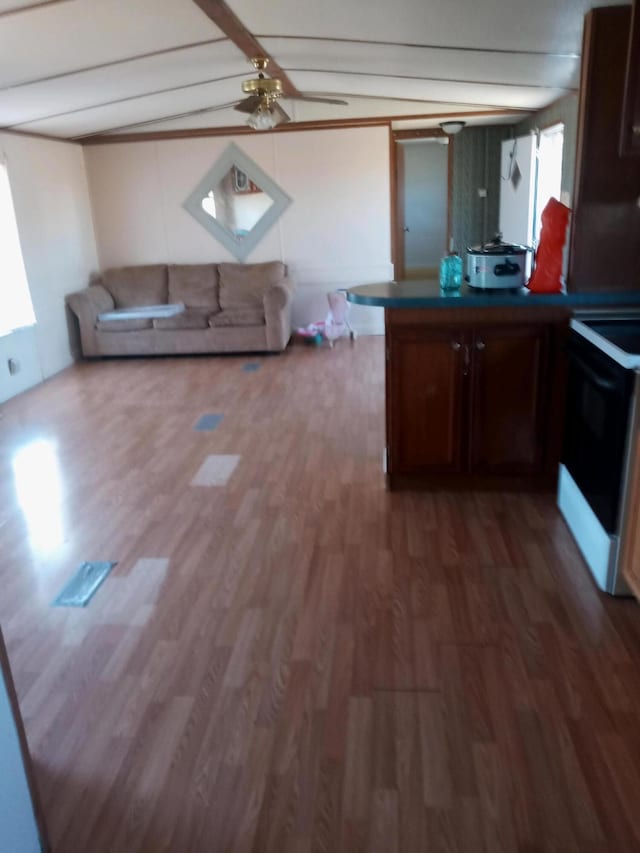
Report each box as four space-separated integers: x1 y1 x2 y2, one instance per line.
0 158 35 336
534 123 565 244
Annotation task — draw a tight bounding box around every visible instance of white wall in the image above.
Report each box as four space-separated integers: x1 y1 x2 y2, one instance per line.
84 127 392 334
0 133 98 403
0 328 42 405
0 666 42 853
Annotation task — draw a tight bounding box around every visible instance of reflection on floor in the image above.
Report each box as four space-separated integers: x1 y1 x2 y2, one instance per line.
1 340 640 852
190 454 241 487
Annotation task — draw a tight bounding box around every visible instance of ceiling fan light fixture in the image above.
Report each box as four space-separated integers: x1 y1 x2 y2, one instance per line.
440 121 466 135
242 76 283 99
246 102 282 131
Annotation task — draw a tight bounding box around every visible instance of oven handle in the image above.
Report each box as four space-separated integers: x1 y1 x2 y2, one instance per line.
567 348 620 393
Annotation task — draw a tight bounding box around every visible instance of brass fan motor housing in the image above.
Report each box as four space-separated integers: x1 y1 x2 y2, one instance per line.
242 77 283 100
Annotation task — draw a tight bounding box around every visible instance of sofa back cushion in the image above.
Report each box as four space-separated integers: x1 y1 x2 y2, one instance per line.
218 261 285 310
103 265 168 309
168 264 219 312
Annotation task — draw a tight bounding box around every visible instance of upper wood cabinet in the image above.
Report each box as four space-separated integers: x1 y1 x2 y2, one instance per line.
569 6 640 292
621 0 640 156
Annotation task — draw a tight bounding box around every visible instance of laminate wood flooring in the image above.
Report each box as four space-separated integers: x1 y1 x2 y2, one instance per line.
1 339 640 853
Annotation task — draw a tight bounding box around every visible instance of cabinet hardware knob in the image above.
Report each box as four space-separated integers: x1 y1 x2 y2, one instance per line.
633 125 640 136
476 340 486 350
451 341 461 351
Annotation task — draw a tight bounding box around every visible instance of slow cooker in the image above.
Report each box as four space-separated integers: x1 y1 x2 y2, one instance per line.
466 234 529 290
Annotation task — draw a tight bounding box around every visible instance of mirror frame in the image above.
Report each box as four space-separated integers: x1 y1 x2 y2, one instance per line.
183 143 292 261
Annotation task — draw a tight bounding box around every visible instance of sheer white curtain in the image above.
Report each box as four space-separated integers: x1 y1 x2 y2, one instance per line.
0 156 35 335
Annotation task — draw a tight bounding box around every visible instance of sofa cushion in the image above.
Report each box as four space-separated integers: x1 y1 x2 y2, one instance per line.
103 265 168 309
218 261 285 310
153 309 211 330
96 318 153 332
168 264 219 311
209 308 265 328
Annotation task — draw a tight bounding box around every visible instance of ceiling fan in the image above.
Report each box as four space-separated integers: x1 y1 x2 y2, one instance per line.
235 57 348 130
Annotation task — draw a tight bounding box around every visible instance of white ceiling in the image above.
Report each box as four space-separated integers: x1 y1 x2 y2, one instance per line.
0 0 628 140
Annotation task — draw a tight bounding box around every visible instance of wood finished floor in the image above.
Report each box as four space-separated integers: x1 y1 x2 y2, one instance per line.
2 338 640 853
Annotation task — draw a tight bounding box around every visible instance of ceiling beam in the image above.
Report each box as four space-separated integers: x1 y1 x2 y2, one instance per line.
1 126 81 144
191 0 300 96
284 67 573 92
0 0 72 18
4 72 247 129
0 38 227 93
256 34 581 60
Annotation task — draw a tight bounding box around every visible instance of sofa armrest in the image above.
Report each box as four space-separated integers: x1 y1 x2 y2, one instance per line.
66 284 114 357
263 279 294 351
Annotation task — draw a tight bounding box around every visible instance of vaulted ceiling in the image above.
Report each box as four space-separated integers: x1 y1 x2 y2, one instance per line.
0 0 626 141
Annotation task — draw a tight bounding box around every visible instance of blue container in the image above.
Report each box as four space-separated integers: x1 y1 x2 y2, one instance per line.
439 253 463 291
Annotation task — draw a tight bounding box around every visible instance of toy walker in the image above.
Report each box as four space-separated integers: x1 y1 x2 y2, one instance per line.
296 290 357 347
324 290 356 347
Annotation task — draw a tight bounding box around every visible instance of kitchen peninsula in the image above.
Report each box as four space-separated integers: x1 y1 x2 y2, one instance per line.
348 280 640 491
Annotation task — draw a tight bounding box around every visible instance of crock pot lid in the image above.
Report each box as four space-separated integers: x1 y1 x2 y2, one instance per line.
467 233 528 255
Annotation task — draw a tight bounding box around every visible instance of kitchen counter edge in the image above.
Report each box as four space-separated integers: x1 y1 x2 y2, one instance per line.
346 282 640 309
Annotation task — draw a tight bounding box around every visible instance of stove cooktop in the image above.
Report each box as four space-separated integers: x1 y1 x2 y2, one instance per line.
571 314 640 369
581 319 640 355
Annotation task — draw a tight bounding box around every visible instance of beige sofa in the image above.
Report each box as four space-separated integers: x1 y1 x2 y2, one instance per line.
66 261 294 358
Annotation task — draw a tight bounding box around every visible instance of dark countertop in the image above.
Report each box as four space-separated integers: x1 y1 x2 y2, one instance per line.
346 279 640 309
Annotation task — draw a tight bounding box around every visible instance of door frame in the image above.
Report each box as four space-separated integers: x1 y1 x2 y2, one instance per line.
390 128 454 281
0 627 51 852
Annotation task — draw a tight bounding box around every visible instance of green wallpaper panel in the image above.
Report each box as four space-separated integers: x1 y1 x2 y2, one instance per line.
451 125 513 254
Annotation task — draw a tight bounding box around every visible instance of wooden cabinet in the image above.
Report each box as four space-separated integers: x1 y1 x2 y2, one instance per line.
470 325 549 475
569 6 640 291
388 327 465 473
621 0 640 156
386 306 568 490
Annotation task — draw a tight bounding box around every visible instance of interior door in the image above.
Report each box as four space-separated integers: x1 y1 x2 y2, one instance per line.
394 134 450 280
499 135 537 274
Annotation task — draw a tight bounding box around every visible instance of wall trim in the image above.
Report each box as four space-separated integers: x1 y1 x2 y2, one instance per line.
79 108 528 145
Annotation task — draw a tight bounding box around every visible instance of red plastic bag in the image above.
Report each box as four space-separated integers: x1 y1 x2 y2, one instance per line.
527 197 571 293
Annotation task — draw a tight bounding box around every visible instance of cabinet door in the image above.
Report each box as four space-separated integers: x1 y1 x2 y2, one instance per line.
569 6 640 290
389 328 465 473
621 0 640 156
469 325 550 475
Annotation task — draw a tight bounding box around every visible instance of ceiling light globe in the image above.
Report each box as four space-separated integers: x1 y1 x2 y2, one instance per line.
440 121 466 135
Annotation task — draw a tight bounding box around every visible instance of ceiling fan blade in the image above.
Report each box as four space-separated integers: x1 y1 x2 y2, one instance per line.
234 95 262 114
288 95 348 106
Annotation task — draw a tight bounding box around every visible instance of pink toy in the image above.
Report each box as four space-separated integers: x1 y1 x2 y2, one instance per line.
296 321 325 344
296 291 357 347
324 290 356 347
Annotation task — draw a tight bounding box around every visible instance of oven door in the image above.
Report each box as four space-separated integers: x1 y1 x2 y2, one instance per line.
562 332 634 533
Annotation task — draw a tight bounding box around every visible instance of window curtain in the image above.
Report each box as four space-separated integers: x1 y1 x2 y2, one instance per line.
0 155 35 335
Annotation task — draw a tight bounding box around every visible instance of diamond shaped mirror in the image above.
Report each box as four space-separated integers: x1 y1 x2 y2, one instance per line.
183 143 292 261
